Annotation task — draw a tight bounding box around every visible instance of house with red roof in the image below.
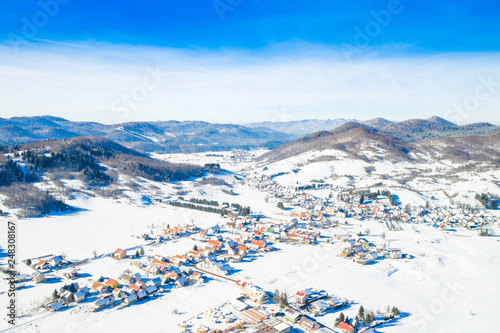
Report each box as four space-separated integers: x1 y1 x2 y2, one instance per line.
114 249 127 260
295 290 309 304
236 280 248 289
339 321 355 333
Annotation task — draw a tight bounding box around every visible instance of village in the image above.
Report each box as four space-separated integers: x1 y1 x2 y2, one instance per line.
8 168 499 332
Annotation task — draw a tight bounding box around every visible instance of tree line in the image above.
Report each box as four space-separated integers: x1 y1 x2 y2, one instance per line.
475 193 498 210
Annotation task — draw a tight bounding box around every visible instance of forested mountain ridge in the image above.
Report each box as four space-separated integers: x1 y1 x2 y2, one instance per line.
0 136 218 217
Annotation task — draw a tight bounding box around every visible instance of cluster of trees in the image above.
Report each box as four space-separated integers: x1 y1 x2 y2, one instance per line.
203 163 221 173
475 193 498 210
295 183 328 190
334 312 349 326
189 198 220 206
230 203 251 216
270 172 288 179
0 157 39 186
52 283 78 300
134 248 145 258
122 158 206 183
362 189 394 205
384 306 401 320
21 147 113 186
272 290 289 309
171 199 251 216
195 177 227 186
356 305 375 326
19 138 207 186
1 183 69 217
169 200 226 215
335 305 401 328
341 189 394 205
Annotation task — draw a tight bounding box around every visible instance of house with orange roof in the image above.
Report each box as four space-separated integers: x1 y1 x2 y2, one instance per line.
187 250 204 261
112 287 123 299
91 281 107 293
249 239 271 251
128 283 141 293
34 260 49 270
206 239 222 250
154 254 167 262
191 271 204 282
105 278 119 289
175 254 188 264
237 244 248 253
186 224 197 232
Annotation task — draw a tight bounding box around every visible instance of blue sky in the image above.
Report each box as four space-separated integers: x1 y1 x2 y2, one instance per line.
2 0 499 51
0 0 499 124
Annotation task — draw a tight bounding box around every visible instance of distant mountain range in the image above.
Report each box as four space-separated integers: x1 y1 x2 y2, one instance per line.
249 116 499 142
246 118 358 136
0 115 498 154
0 116 294 153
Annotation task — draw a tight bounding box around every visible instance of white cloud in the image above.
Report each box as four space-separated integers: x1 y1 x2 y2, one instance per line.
0 42 499 125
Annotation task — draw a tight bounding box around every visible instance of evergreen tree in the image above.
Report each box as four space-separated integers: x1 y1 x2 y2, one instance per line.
272 290 280 303
140 247 145 256
193 244 198 251
277 202 285 210
26 258 32 266
358 305 365 320
363 312 375 326
279 291 288 308
490 200 498 210
69 283 76 293
135 250 140 258
52 289 59 300
392 306 401 316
